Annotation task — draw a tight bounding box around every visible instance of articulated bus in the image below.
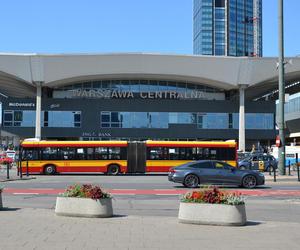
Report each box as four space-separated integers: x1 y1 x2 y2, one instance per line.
19 140 237 175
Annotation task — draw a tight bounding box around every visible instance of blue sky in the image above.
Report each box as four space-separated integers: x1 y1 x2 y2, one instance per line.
0 0 299 56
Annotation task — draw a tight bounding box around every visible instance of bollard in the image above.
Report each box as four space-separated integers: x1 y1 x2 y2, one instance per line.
273 166 276 182
20 161 23 179
6 162 10 179
296 153 299 182
26 161 29 177
288 160 291 176
17 160 19 176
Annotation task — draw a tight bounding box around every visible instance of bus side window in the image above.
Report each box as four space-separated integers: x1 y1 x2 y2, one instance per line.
76 148 85 160
23 149 39 160
57 148 74 160
109 147 121 160
95 147 108 160
42 147 58 160
179 148 186 160
169 148 179 160
86 148 94 160
186 147 194 160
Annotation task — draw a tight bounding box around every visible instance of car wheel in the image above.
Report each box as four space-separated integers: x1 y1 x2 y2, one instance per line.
242 175 257 189
239 165 247 170
44 165 56 175
107 164 120 175
183 174 199 188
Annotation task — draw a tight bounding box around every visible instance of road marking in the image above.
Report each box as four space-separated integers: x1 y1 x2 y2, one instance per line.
28 188 54 190
13 193 39 195
155 194 179 196
112 189 137 191
3 189 300 197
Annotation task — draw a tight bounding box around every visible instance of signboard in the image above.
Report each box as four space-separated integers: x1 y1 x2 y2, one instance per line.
53 89 225 100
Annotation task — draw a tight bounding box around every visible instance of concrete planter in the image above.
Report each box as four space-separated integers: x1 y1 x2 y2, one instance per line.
55 197 113 218
178 202 247 226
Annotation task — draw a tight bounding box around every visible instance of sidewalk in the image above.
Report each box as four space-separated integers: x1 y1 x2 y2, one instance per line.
0 207 300 250
264 170 300 182
0 166 35 182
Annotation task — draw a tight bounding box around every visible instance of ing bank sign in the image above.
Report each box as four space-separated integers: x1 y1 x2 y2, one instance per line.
69 89 224 100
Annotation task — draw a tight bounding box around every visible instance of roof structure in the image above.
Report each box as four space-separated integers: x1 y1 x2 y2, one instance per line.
1 53 300 99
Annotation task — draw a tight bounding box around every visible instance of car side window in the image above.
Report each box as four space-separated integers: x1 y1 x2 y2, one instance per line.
214 162 231 170
258 155 264 161
191 162 214 169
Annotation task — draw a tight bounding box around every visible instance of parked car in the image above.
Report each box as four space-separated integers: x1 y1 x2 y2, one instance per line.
238 153 277 172
168 160 265 189
237 151 251 160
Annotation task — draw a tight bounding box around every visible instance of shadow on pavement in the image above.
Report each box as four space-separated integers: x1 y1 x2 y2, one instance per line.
172 185 272 190
0 207 21 211
245 221 262 226
111 214 128 218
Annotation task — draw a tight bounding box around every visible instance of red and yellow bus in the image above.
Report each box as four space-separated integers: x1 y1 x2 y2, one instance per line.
20 140 237 175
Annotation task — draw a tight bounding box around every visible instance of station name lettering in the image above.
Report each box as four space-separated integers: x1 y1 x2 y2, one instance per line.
70 89 213 100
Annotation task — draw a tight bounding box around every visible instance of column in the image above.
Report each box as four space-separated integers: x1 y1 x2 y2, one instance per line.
238 85 246 152
35 83 42 140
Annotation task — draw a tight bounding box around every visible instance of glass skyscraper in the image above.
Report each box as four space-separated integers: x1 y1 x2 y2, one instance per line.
193 0 262 57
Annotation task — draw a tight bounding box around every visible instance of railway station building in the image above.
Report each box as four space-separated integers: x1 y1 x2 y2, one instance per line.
1 53 300 151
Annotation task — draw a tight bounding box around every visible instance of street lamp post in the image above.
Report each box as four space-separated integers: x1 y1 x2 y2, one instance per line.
278 0 286 175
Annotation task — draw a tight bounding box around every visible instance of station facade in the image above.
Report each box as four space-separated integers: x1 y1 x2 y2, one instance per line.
1 53 300 150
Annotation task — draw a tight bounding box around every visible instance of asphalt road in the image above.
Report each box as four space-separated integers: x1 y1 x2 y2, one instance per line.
1 174 300 222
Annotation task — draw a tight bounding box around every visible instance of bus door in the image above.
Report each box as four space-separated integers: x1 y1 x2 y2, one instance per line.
127 141 146 173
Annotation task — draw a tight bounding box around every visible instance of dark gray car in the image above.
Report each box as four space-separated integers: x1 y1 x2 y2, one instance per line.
168 160 265 189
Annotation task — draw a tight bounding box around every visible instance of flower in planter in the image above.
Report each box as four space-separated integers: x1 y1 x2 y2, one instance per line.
61 184 111 200
0 157 13 165
181 186 244 205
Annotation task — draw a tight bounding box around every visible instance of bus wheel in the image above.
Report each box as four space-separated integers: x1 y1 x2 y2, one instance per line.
183 174 199 188
44 165 56 175
107 165 120 175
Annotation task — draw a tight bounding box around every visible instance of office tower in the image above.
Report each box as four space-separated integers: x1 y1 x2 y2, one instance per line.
193 0 262 56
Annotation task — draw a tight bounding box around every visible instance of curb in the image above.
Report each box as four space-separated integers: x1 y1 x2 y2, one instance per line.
0 177 36 183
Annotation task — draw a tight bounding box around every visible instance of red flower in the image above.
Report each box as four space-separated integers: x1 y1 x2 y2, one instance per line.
191 191 202 200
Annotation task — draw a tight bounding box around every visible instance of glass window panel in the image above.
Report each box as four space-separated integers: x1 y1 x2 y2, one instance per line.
76 148 85 160
130 80 140 93
47 111 80 128
109 147 121 160
86 148 94 160
120 112 132 128
14 111 23 121
4 112 13 121
132 112 148 128
21 111 35 127
94 147 108 160
111 112 120 123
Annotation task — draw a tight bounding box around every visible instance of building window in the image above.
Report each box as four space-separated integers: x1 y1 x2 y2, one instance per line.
44 111 81 128
3 110 35 127
101 111 274 130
